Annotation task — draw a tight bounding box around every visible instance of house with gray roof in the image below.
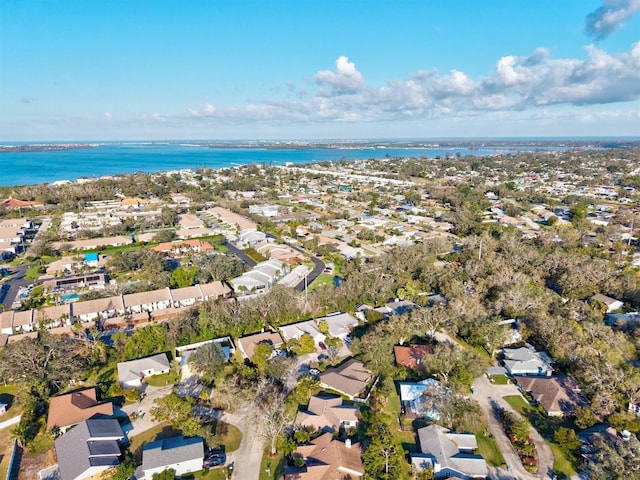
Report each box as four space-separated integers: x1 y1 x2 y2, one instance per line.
54 418 124 480
502 346 553 377
316 312 359 340
411 424 488 479
117 352 171 388
138 435 204 480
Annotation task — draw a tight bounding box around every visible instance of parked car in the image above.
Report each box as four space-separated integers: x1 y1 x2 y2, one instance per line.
204 449 226 468
318 341 327 350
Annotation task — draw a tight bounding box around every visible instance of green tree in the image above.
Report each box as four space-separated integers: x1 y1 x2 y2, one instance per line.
510 419 531 444
188 342 227 384
363 421 407 480
119 324 168 361
170 265 198 288
298 334 316 354
252 343 273 370
554 427 581 452
150 393 194 431
153 468 176 480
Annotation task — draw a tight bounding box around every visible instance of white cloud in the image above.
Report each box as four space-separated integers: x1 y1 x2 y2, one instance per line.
104 112 113 121
314 56 364 96
585 0 640 39
183 44 640 129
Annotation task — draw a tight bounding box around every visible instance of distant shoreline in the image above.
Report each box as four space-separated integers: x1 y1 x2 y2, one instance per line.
0 144 98 153
2 138 639 153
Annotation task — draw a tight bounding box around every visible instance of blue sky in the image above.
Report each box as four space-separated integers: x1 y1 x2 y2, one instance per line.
1 0 639 140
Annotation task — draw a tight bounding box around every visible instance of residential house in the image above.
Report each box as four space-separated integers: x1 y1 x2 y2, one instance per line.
42 273 108 293
279 320 326 347
170 285 204 308
47 387 114 432
394 344 434 369
238 229 267 247
71 296 124 323
153 239 213 257
117 353 171 388
0 309 34 334
399 378 443 418
123 288 172 314
319 359 373 400
237 331 284 359
517 376 586 417
316 312 359 341
54 419 124 480
198 281 232 300
411 424 488 479
591 294 624 313
502 346 553 377
285 432 364 480
139 435 204 480
295 394 359 432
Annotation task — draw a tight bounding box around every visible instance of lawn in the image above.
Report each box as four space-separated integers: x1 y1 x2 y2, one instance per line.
198 419 243 452
503 395 530 413
24 265 43 281
0 428 16 480
308 273 335 292
259 452 285 480
194 468 227 480
503 395 578 478
0 385 20 422
489 374 510 385
475 433 506 467
145 370 181 387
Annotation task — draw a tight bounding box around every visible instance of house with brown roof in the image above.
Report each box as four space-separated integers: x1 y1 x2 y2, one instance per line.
47 387 114 432
198 281 232 300
295 395 359 432
394 344 434 369
71 295 125 323
237 331 284 359
123 288 172 314
285 432 364 480
517 375 586 417
153 239 213 257
319 359 373 400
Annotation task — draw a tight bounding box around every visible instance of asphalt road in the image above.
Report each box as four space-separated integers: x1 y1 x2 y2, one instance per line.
285 243 324 292
224 241 257 268
0 265 30 309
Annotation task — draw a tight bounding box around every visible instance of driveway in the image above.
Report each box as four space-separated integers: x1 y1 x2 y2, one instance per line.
472 376 554 480
118 385 174 439
197 405 265 480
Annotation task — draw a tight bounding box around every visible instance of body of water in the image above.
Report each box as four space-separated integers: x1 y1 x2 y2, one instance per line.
0 142 568 187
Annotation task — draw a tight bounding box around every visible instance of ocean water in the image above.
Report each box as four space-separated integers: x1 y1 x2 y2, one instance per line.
0 142 566 187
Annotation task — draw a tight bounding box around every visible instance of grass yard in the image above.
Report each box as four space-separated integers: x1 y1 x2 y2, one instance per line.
308 273 335 292
0 385 20 422
259 452 285 480
489 374 510 385
24 265 43 281
145 370 181 387
194 468 227 480
503 395 530 413
503 395 578 478
198 419 243 453
0 428 15 480
475 433 506 467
